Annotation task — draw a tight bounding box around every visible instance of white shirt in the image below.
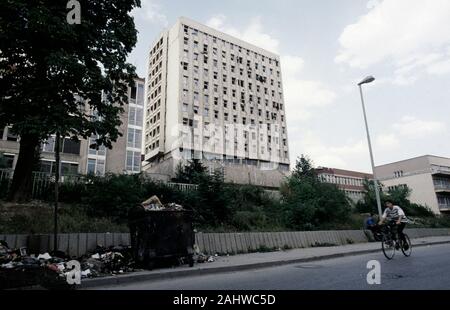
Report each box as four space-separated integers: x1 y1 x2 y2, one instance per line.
382 205 407 222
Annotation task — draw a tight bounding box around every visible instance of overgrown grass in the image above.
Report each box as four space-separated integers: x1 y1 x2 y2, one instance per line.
0 200 128 234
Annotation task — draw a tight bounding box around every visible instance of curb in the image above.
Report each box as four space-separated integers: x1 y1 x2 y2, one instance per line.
79 239 450 289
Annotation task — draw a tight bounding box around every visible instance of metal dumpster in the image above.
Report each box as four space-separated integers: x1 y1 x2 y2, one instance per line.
128 205 195 269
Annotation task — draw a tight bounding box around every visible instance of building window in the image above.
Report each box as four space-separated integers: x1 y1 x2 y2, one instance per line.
62 138 81 155
89 135 106 156
130 86 137 101
126 151 141 173
40 160 79 176
127 128 142 149
137 84 144 106
129 107 144 127
87 158 104 176
2 154 14 169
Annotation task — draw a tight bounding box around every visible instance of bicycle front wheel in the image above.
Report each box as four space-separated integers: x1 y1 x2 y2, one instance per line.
401 234 412 257
382 234 395 260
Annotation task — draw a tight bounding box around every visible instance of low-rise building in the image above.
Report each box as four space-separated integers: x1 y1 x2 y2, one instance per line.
375 155 450 215
0 77 145 176
316 167 373 203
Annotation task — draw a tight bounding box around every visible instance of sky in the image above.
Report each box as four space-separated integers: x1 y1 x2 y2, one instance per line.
129 0 450 173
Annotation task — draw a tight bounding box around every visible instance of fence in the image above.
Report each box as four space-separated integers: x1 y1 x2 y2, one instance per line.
0 170 197 199
0 169 85 199
2 228 449 258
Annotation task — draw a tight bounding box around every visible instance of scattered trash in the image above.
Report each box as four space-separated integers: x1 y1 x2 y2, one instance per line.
37 253 52 260
207 256 215 263
0 240 136 289
140 196 187 212
141 195 164 211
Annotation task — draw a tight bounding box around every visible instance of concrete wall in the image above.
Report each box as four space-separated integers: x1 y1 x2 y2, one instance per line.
143 156 289 188
0 233 130 258
375 156 430 179
380 173 440 214
2 229 449 257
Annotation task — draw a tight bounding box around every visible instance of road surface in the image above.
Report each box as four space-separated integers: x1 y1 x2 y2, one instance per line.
94 243 450 290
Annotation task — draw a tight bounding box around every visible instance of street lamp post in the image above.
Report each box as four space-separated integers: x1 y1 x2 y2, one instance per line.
358 76 383 219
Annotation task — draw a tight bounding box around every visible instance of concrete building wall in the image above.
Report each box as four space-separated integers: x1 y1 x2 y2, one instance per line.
375 155 450 215
165 22 182 155
104 100 129 174
0 78 145 176
143 17 290 188
380 173 440 214
375 156 430 179
316 167 373 204
143 156 289 189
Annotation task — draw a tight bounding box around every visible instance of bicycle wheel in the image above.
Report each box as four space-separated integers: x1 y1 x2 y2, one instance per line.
382 234 395 260
401 234 412 257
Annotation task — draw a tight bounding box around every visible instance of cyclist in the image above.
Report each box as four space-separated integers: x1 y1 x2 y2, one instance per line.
379 200 409 250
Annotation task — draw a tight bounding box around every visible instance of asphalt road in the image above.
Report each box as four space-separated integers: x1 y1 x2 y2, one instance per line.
97 243 450 290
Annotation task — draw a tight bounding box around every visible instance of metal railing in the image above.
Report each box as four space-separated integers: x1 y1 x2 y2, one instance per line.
439 204 450 211
1 169 199 199
434 184 450 191
431 165 450 175
0 169 85 199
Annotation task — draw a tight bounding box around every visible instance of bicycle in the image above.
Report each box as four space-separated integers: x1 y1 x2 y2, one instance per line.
380 220 412 260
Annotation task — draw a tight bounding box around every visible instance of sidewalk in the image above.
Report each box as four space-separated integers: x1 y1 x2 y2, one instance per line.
80 235 450 289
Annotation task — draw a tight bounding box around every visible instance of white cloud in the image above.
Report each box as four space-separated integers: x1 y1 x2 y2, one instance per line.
133 0 168 27
366 0 381 9
392 116 447 138
336 0 450 83
281 55 305 77
281 55 336 122
427 59 450 75
291 131 369 170
376 133 399 148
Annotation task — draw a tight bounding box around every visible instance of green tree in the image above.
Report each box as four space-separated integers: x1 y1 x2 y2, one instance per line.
356 181 435 217
174 159 208 184
281 155 352 230
0 0 140 201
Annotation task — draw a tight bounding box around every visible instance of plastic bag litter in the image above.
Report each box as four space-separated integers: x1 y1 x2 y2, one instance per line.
37 253 52 260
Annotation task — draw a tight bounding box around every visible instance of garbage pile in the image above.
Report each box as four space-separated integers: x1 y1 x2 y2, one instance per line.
141 195 185 211
0 241 70 289
0 240 137 289
79 245 137 278
192 245 216 264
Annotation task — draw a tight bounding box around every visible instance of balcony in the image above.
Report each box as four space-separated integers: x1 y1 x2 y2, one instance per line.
434 184 450 192
439 204 450 212
431 165 450 176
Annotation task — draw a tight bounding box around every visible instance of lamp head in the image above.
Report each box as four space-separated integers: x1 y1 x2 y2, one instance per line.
358 76 375 86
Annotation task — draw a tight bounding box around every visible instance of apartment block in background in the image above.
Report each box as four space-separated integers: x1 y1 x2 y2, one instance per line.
143 17 290 188
375 155 450 215
0 77 145 176
316 167 373 203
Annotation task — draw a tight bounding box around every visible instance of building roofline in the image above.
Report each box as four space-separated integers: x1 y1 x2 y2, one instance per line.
316 166 373 178
375 154 450 168
176 16 280 59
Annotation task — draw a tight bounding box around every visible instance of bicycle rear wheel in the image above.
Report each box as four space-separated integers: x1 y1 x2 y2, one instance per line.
401 234 412 257
382 234 395 260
